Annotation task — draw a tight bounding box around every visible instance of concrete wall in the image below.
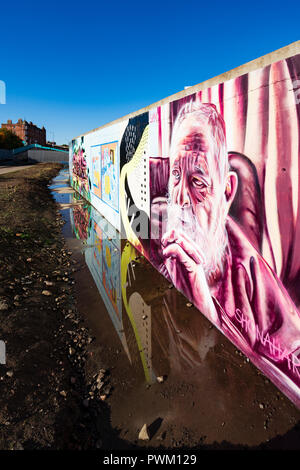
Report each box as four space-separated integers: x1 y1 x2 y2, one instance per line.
0 149 12 160
0 147 68 163
69 41 300 408
26 149 68 163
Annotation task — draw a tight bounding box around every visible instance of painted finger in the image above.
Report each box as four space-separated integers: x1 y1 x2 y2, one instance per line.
162 242 196 270
173 231 205 264
162 229 204 264
161 229 177 247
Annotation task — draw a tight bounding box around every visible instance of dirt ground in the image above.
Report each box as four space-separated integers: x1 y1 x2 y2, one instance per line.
0 163 299 452
0 163 125 450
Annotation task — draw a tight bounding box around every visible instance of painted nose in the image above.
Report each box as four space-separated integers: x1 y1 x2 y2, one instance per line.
177 178 191 207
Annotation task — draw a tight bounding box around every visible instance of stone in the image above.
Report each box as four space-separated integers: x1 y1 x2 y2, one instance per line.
138 424 150 441
42 290 52 296
6 371 13 378
96 370 106 382
157 376 165 383
103 385 111 395
0 300 8 311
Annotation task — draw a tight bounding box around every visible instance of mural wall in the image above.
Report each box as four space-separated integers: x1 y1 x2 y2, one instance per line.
70 122 125 229
70 52 300 408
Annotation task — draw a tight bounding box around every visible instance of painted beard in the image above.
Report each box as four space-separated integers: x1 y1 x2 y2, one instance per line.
165 201 228 279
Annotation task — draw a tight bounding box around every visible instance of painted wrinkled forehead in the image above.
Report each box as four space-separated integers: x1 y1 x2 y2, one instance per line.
170 115 221 179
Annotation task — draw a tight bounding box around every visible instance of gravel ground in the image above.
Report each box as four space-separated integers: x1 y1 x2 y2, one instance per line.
0 163 128 450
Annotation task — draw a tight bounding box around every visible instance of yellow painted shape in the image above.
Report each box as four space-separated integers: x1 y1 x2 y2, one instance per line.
120 125 149 255
105 175 110 195
121 242 151 383
105 245 111 268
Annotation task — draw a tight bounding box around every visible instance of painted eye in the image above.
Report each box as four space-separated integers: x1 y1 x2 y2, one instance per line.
172 169 180 180
192 178 206 189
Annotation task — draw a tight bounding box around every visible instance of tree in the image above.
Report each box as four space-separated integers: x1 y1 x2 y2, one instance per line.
0 128 24 150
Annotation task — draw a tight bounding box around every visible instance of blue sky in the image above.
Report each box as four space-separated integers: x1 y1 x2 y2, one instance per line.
0 0 299 144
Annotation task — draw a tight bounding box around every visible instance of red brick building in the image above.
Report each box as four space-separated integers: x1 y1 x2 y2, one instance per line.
1 119 46 145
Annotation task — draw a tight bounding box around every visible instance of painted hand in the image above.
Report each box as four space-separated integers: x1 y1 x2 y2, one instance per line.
161 229 220 325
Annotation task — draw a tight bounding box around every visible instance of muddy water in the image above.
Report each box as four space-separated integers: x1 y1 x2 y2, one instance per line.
50 169 300 449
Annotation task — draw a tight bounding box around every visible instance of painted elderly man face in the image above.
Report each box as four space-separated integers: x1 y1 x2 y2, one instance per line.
166 113 237 276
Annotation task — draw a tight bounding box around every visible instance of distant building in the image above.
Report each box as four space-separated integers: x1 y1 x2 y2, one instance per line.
1 119 46 145
47 141 69 151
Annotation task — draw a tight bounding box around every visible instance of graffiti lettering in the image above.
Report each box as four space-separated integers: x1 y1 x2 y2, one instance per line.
235 309 300 378
149 110 159 123
235 308 251 333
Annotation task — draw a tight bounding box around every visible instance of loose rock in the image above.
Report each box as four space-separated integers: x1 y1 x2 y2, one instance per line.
42 290 52 296
157 376 165 383
0 300 8 311
138 424 150 441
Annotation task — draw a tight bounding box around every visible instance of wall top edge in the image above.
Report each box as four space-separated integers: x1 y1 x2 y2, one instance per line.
72 40 300 142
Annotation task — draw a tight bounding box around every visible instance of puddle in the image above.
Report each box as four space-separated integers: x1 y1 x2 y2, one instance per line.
49 169 300 449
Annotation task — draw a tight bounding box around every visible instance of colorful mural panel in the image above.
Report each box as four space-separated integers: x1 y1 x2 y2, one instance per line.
120 113 150 257
70 49 300 408
101 141 118 212
91 144 101 199
70 136 91 202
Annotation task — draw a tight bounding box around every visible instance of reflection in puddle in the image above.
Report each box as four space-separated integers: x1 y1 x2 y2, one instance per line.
52 171 221 383
68 195 222 386
49 169 300 448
